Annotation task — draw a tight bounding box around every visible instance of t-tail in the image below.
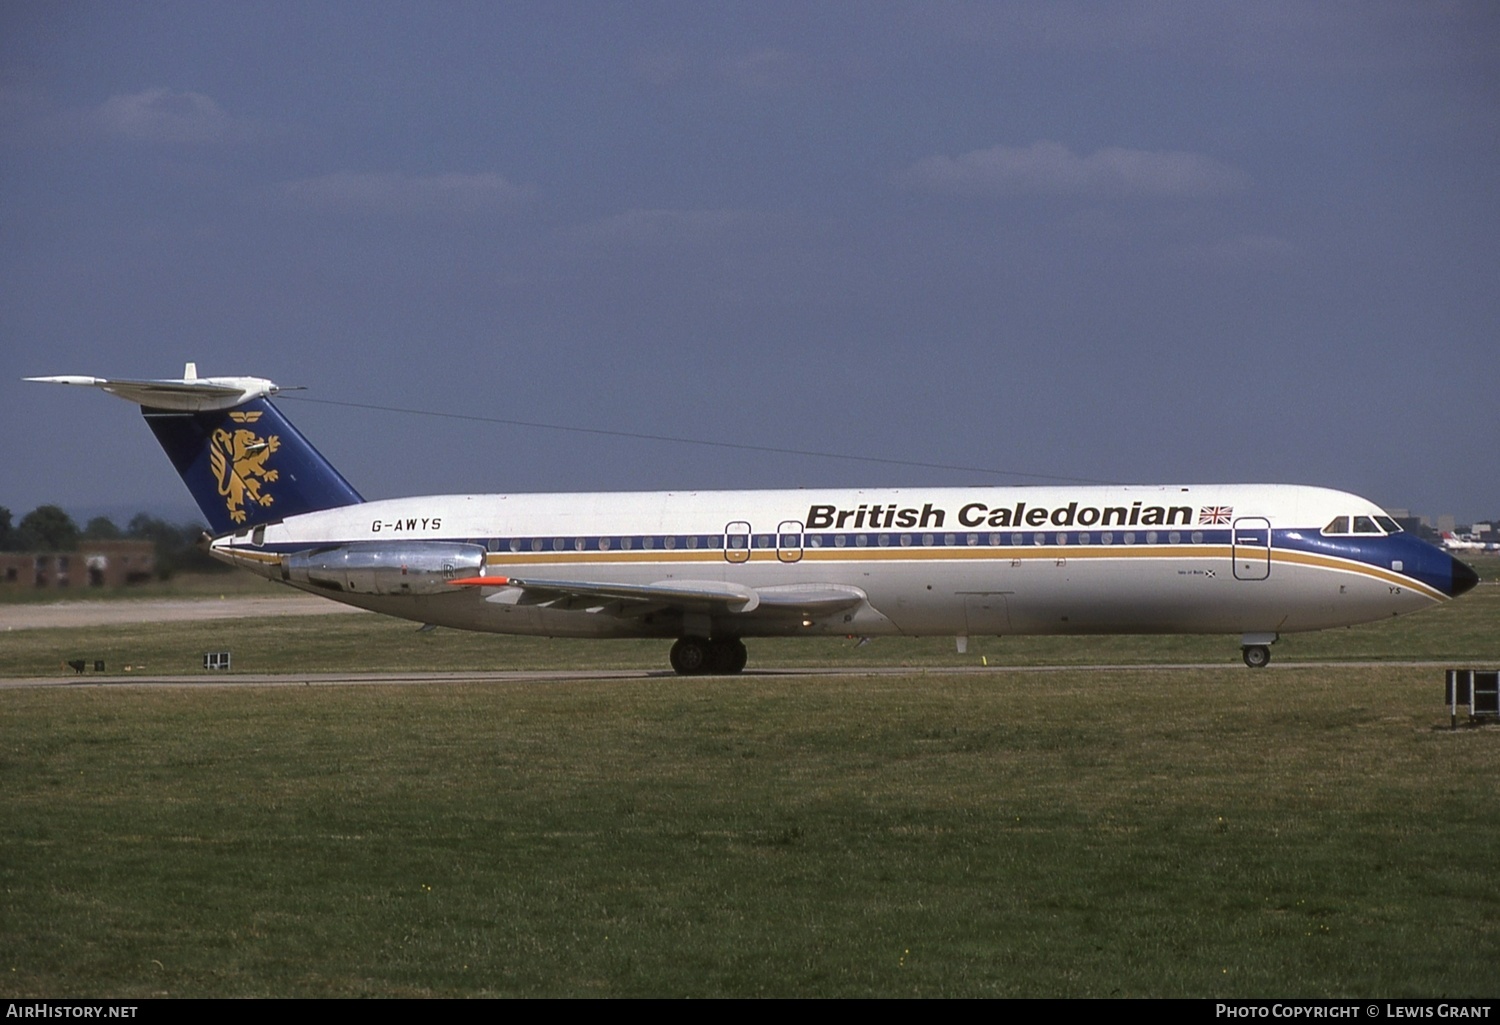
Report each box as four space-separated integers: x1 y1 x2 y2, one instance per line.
27 363 363 535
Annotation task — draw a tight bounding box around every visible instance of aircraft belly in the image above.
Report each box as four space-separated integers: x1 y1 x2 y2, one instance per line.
283 546 1441 641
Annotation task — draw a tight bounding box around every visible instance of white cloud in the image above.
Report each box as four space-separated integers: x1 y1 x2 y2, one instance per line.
280 171 531 216
92 88 240 144
894 141 1251 199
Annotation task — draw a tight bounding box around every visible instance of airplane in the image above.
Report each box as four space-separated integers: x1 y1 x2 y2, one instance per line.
1440 532 1500 554
27 366 1481 673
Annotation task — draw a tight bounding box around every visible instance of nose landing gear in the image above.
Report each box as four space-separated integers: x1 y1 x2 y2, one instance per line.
1240 632 1277 668
1241 644 1272 669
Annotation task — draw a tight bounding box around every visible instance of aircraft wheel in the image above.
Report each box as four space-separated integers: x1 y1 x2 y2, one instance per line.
709 638 748 675
670 636 711 676
1242 644 1271 669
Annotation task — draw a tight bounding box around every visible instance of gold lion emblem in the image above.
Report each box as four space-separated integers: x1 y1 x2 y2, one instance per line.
210 424 281 523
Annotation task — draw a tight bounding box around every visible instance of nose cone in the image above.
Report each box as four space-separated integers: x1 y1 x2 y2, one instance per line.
1451 557 1480 598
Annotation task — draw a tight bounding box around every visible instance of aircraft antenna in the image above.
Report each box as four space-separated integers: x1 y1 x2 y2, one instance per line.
281 395 1117 485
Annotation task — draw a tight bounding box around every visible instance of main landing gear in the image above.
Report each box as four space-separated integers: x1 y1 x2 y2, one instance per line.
669 636 748 676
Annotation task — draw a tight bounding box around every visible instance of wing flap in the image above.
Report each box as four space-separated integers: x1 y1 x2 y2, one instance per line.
449 575 761 613
447 576 870 619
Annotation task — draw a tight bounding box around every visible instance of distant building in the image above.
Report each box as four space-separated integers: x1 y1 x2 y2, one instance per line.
0 540 156 589
1437 515 1457 534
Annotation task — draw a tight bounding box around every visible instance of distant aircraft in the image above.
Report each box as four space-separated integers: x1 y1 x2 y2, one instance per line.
1440 532 1500 553
29 366 1480 672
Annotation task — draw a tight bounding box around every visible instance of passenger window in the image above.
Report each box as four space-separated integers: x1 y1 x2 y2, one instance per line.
1101 532 1113 544
1078 532 1090 545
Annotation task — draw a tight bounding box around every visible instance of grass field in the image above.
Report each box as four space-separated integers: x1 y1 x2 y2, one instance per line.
2 560 1497 997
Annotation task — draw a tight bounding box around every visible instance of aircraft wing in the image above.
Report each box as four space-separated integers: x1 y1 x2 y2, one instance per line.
448 575 868 618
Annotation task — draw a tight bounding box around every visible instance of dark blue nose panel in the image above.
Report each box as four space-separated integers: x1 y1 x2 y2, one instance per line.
1450 557 1480 598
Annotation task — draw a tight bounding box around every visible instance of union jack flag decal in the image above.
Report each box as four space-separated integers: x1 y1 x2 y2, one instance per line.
1199 506 1233 525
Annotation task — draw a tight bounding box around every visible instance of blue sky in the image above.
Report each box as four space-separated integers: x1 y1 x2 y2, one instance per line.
3 2 1497 525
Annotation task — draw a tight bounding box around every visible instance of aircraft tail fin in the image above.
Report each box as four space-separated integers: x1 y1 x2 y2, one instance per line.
143 398 364 534
28 366 364 535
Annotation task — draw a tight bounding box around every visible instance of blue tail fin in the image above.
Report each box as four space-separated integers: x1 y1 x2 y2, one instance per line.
144 398 364 534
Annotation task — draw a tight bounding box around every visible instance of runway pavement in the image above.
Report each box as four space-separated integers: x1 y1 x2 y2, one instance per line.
1 594 368 631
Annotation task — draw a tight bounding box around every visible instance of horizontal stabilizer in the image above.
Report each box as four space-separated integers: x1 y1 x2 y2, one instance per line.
27 365 279 412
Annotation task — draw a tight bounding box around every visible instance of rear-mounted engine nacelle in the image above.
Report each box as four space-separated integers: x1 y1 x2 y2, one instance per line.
282 542 485 596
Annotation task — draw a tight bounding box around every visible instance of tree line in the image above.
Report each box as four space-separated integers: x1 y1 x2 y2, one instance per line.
0 505 227 578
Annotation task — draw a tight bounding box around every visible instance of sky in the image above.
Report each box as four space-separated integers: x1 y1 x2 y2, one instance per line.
3 1 1497 527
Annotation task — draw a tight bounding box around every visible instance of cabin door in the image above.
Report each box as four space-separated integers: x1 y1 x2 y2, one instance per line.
724 521 751 565
777 520 804 563
1232 517 1272 580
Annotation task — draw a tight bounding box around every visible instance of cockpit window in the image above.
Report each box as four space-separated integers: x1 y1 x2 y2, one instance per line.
1322 516 1349 535
1324 515 1398 537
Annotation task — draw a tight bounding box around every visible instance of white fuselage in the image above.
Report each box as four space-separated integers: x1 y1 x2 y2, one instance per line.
211 482 1456 642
